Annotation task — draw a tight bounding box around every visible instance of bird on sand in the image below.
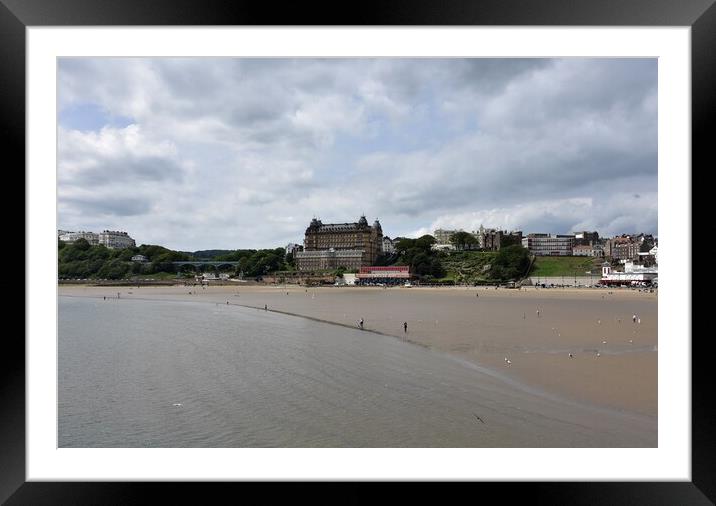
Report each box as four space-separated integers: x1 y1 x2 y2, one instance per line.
473 413 485 424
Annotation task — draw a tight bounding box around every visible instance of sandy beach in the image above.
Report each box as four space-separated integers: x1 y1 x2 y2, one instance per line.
59 283 657 419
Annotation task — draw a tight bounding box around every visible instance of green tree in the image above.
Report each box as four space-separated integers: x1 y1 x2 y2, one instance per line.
415 234 437 251
98 259 129 279
88 245 111 261
450 231 478 251
489 245 530 281
73 238 91 251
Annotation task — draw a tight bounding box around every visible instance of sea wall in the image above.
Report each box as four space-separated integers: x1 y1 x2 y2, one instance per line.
524 275 599 287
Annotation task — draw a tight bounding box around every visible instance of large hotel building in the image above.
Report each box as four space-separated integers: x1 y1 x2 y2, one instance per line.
294 215 383 271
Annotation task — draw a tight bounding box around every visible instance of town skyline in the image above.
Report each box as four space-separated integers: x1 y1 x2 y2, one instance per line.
58 220 656 254
58 58 657 251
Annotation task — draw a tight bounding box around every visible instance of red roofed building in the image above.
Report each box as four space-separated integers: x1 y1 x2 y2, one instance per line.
356 266 411 285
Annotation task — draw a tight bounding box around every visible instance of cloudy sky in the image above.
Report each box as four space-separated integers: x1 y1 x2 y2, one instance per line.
58 58 657 251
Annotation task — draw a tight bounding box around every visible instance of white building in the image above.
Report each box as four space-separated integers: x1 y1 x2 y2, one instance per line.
522 233 574 256
600 260 657 286
382 236 395 254
98 230 136 249
131 254 148 262
58 231 99 245
433 229 460 245
335 273 357 285
285 243 302 256
650 245 658 264
431 243 456 251
573 244 604 257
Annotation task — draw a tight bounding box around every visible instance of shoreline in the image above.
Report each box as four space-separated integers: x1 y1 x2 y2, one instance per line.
58 284 657 418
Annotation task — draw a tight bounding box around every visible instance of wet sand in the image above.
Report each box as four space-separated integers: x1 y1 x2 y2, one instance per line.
59 284 657 418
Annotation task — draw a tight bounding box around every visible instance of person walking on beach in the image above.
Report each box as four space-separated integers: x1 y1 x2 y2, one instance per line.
632 314 637 323
536 308 540 318
264 304 268 311
403 321 408 333
359 318 364 330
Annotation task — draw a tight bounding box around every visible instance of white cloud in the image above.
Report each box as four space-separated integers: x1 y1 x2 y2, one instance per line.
57 58 657 250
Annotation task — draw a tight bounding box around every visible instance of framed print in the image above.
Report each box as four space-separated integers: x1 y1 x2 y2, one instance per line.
3 0 712 503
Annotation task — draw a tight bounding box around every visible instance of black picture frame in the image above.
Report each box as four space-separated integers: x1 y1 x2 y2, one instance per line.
3 0 711 503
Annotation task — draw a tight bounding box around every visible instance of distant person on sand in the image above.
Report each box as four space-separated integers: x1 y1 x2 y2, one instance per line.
359 318 364 330
264 304 268 311
536 309 540 317
632 314 637 323
403 321 408 333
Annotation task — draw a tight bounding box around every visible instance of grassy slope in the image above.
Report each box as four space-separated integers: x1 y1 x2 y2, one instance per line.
529 256 599 277
438 251 498 283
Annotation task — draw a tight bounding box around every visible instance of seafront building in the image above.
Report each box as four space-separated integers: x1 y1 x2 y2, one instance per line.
600 260 657 286
474 226 523 251
382 236 396 254
59 229 136 249
522 233 575 256
356 265 411 285
98 230 136 249
284 243 303 257
573 231 600 246
605 235 640 261
573 244 604 257
58 231 100 245
295 215 383 271
431 243 456 251
294 249 365 271
433 229 460 245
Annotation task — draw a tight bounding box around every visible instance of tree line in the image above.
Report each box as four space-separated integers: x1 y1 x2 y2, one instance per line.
59 235 532 282
58 238 295 280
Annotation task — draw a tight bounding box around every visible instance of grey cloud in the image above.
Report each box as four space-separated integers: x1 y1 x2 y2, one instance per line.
67 156 185 186
63 196 153 217
453 58 554 92
58 58 657 249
